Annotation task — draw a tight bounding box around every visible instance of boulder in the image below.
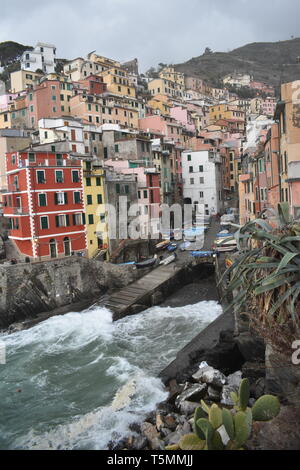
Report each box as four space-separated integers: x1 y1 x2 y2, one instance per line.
166 379 184 405
164 414 178 431
132 435 148 450
247 406 300 450
252 378 265 399
235 332 265 362
156 413 164 432
221 374 241 407
164 429 186 446
141 422 163 450
193 366 226 388
176 420 192 435
221 385 236 407
242 361 265 384
207 386 221 401
175 383 207 408
226 370 242 388
179 401 200 416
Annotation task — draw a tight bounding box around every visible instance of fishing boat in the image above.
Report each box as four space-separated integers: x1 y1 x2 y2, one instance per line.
135 256 158 269
190 251 216 258
167 243 177 252
156 240 170 251
159 253 177 266
213 238 237 253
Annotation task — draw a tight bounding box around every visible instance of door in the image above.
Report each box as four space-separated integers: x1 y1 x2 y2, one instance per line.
49 239 57 258
64 237 71 256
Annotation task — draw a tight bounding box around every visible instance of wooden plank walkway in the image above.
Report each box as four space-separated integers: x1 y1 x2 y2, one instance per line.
105 219 221 319
105 257 214 318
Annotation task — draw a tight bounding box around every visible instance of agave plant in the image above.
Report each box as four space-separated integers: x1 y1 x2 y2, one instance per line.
220 203 300 353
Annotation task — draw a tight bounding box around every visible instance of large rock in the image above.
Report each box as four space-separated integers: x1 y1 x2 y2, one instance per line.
221 385 236 406
202 330 245 375
164 414 178 431
164 429 186 446
141 422 163 450
207 386 221 401
166 379 184 406
220 372 242 407
242 361 266 384
179 401 200 416
132 435 148 450
235 332 265 362
226 371 242 388
175 383 207 408
193 366 226 388
247 406 300 450
265 344 300 405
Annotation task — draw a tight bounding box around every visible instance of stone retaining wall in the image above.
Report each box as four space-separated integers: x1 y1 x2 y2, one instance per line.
0 257 142 328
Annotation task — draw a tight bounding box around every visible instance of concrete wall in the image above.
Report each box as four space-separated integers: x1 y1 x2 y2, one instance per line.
0 257 142 328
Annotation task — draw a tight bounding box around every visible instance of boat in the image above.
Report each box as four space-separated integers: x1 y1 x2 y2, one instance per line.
159 253 177 266
216 232 233 239
156 240 171 251
167 243 177 252
118 261 135 265
179 241 192 251
135 257 157 269
190 251 216 258
213 238 237 253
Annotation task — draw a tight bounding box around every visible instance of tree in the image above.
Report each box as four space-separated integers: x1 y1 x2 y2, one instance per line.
145 67 159 79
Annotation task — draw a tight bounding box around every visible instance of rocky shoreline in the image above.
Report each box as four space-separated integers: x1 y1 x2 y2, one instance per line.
108 323 300 451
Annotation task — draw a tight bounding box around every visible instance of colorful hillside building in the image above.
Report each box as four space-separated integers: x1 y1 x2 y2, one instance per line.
3 148 87 260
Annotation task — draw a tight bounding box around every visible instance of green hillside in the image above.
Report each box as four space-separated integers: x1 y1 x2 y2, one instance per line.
174 37 300 89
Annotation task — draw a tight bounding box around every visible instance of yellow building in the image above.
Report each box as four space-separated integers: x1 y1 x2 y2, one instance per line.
99 67 136 98
148 78 185 99
148 94 171 115
0 109 12 128
88 53 120 69
159 66 185 86
10 70 43 93
209 103 245 123
82 159 109 259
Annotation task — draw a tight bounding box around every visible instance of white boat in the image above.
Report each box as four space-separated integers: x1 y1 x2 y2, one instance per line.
159 253 177 266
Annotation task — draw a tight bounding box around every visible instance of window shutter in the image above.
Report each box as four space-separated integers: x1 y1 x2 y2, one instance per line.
64 192 68 204
55 215 59 227
66 215 70 226
54 193 58 205
82 213 86 225
72 214 76 225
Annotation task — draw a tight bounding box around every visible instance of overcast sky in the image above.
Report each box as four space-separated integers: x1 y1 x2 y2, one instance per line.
1 0 299 72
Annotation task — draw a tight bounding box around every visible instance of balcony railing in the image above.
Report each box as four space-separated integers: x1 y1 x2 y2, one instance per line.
18 159 81 168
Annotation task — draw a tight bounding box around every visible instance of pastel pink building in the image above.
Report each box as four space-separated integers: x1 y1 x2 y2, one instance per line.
170 106 196 133
0 92 25 111
139 115 183 145
261 97 277 117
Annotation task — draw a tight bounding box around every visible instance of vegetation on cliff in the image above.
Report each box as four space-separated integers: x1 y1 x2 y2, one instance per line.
222 203 300 354
174 37 300 88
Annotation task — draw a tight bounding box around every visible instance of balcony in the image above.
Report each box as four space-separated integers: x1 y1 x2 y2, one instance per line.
24 56 36 63
21 159 81 168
